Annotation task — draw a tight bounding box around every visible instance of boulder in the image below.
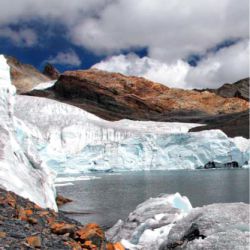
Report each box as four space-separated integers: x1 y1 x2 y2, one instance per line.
56 195 72 206
161 203 250 249
26 235 42 248
107 194 249 250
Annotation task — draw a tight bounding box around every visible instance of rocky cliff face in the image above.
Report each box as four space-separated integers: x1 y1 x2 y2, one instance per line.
6 56 248 137
189 110 249 138
43 63 60 80
27 69 249 122
195 78 249 101
6 56 50 93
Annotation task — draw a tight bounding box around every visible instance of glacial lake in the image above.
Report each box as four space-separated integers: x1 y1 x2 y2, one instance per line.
57 169 249 229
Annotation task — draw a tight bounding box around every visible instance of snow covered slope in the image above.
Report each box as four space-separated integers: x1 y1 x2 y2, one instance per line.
0 55 57 210
14 95 249 174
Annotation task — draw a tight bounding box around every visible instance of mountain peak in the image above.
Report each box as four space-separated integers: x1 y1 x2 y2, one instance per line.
43 63 60 80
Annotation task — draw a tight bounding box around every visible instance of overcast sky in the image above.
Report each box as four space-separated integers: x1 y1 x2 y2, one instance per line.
0 0 249 88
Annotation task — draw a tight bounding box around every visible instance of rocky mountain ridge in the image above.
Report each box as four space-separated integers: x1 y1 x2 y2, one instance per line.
30 69 249 121
43 63 60 80
5 56 51 93
5 55 249 138
195 77 249 101
26 68 249 137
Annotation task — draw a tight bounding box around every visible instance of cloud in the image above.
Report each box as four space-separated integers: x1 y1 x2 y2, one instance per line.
0 0 248 88
93 54 190 88
0 27 37 47
93 39 249 89
71 0 249 61
47 50 81 66
186 39 249 88
0 0 248 60
0 0 111 25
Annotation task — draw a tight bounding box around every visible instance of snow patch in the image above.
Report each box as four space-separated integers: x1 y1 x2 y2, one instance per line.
33 80 56 90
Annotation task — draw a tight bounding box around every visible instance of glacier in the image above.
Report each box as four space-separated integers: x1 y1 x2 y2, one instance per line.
0 51 249 214
13 94 249 174
0 55 57 211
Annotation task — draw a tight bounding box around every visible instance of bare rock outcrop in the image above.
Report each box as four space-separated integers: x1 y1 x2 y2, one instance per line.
6 56 50 93
195 78 249 101
27 69 249 123
43 63 60 80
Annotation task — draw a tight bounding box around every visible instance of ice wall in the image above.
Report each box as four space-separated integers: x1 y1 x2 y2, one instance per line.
0 55 57 210
14 95 249 174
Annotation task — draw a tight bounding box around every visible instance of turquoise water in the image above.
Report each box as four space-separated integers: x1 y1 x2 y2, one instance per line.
57 169 249 228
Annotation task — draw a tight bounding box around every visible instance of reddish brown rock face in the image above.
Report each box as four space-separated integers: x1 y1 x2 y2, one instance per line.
43 63 60 80
52 69 249 120
25 68 249 137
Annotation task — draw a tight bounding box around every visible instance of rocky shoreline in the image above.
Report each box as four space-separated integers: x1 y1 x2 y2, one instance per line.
1 186 249 250
0 188 123 249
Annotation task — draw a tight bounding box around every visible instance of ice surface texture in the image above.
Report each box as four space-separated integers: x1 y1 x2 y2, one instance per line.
106 193 192 250
107 194 249 250
0 55 57 210
14 95 249 174
162 202 249 249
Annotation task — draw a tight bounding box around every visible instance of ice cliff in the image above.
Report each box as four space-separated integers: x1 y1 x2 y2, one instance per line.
0 55 57 210
14 95 249 174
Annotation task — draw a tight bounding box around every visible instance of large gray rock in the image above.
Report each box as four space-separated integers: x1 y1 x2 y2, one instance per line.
161 203 250 250
107 193 249 250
